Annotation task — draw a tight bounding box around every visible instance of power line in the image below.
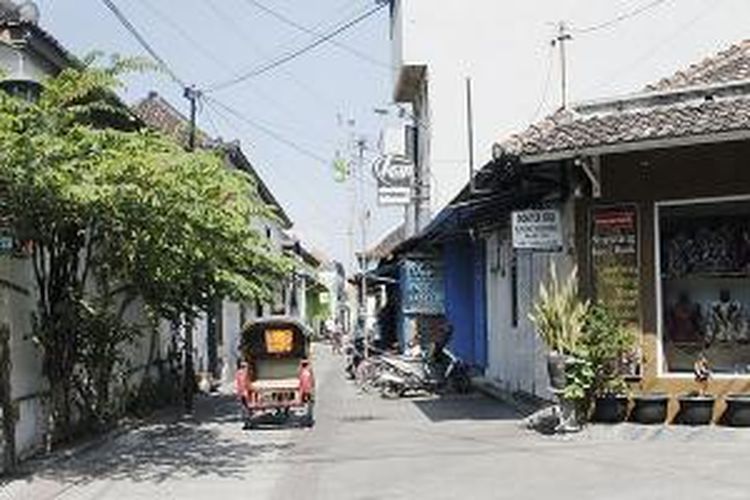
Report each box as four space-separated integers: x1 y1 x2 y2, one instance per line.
100 0 186 87
583 0 715 96
206 96 380 190
204 99 365 228
133 0 234 75
205 96 332 165
203 0 341 115
206 2 388 93
572 0 672 34
242 0 392 70
529 43 556 123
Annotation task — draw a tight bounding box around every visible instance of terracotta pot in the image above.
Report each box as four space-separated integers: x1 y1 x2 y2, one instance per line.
677 395 715 425
593 394 629 423
631 393 669 424
724 394 750 427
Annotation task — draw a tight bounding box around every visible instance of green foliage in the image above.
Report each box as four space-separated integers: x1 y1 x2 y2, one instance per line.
0 56 287 435
580 304 638 396
530 264 590 355
562 356 595 401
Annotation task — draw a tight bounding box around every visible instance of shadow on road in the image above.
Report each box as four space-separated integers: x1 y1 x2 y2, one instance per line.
24 393 296 484
411 393 520 422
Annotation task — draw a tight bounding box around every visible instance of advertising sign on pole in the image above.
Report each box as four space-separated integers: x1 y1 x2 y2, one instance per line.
373 155 412 206
511 209 563 251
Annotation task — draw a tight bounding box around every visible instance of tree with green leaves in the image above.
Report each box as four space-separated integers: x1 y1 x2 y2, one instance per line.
0 57 288 442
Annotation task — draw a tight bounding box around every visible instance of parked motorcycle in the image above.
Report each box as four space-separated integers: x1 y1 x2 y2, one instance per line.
374 348 471 398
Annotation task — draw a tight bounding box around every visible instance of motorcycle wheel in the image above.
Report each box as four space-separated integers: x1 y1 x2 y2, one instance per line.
381 383 404 399
451 372 472 394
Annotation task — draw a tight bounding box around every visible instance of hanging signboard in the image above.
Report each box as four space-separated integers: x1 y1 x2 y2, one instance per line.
373 154 413 206
511 209 563 251
590 205 640 326
401 259 444 315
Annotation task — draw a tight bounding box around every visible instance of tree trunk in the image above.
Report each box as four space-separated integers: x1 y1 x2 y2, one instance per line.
0 323 16 473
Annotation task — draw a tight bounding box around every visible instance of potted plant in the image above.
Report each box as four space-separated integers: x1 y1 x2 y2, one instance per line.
676 353 715 425
724 394 750 427
530 265 590 392
581 304 637 423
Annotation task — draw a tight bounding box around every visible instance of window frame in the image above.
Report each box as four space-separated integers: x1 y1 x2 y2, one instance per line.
654 194 750 378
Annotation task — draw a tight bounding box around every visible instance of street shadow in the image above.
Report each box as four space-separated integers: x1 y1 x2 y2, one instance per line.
411 393 521 422
24 393 297 484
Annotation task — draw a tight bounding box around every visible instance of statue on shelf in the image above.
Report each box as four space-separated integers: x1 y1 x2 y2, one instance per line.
666 292 703 343
706 289 747 343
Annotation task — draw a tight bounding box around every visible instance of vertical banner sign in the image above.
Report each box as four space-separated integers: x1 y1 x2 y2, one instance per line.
591 206 640 326
591 205 641 378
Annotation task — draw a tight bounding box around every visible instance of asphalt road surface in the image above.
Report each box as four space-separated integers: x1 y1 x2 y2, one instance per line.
4 346 750 499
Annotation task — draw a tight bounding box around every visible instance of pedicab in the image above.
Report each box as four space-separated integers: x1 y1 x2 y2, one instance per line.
238 317 315 428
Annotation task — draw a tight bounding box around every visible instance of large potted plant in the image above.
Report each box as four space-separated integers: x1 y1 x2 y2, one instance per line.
676 353 715 425
530 265 589 392
581 304 637 423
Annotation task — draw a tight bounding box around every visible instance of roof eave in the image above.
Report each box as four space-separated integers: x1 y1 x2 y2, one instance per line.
519 128 750 164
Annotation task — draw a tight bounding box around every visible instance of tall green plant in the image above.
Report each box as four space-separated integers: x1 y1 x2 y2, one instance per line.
530 264 589 355
581 304 637 396
0 56 288 439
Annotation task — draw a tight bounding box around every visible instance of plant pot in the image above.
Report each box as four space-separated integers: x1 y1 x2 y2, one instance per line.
546 352 568 390
593 394 629 423
724 394 750 427
677 394 715 425
631 393 669 424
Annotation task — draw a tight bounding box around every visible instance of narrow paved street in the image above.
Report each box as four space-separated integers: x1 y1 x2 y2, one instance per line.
4 346 750 500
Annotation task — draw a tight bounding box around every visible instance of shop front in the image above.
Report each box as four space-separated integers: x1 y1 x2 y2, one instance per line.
581 140 750 421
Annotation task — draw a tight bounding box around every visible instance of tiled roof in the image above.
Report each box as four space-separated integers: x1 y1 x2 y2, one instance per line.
134 91 292 227
646 40 750 92
133 91 209 148
504 40 750 159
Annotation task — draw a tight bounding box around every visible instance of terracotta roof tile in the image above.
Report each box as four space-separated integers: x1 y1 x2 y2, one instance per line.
503 39 750 159
646 40 750 92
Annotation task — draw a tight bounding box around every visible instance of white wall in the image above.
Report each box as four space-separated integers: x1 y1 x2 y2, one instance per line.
391 0 575 215
484 201 577 400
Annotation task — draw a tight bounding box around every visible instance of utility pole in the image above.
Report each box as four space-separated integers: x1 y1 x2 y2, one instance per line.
355 137 370 359
465 77 475 193
553 21 572 110
183 84 201 413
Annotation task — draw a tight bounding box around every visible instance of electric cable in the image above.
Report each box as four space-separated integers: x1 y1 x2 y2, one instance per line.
100 0 186 87
572 0 672 34
133 0 234 75
204 98 367 229
242 0 391 70
529 43 556 124
205 96 380 188
205 2 388 93
583 0 715 96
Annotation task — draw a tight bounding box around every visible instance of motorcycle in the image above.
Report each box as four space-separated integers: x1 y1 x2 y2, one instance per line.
374 348 472 398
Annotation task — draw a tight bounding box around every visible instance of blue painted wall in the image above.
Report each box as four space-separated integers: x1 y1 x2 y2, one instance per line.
473 241 487 369
442 238 486 370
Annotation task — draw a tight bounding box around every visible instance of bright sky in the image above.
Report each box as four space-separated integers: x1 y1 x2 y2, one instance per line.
32 0 750 269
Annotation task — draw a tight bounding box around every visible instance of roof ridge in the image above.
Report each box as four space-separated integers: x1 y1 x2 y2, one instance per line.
645 39 750 92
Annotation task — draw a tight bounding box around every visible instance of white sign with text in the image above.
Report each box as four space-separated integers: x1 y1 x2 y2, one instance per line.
511 209 563 251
